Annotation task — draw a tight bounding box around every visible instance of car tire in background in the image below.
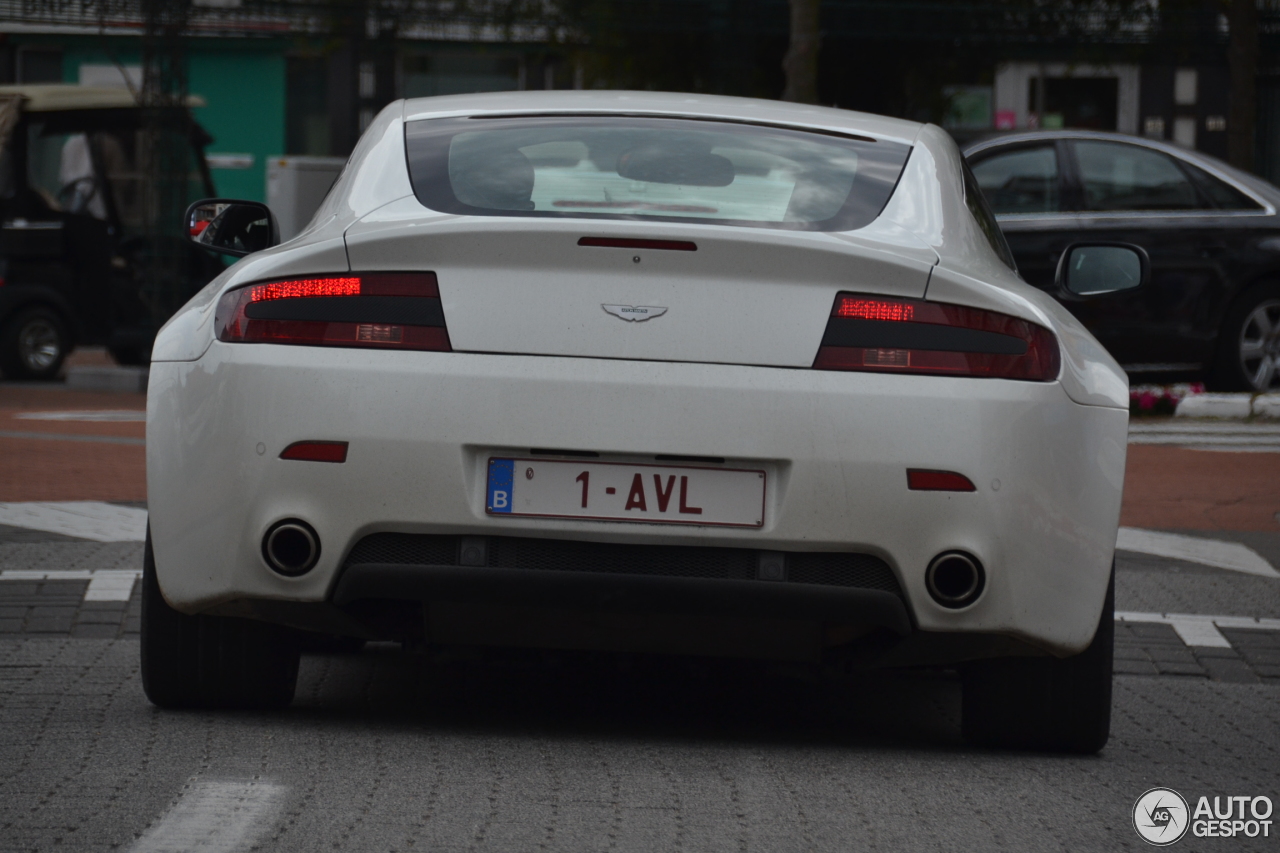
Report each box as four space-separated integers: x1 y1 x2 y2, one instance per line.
961 566 1114 754
1212 282 1280 392
0 306 69 380
141 531 300 710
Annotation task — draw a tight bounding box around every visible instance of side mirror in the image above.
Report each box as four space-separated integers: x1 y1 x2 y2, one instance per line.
1055 243 1148 297
185 199 280 257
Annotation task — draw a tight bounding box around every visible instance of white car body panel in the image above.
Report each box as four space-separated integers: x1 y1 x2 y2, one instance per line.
344 210 933 367
148 91 1131 659
148 346 1124 654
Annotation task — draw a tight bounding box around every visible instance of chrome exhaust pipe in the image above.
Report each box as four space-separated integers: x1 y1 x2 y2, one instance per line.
925 551 984 609
262 519 320 576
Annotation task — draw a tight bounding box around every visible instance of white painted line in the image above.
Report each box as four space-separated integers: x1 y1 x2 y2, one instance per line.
0 569 96 580
15 410 146 422
1127 422 1280 452
1116 611 1280 648
1168 619 1231 648
1116 527 1279 578
0 501 147 542
84 570 140 601
129 779 285 853
1130 422 1280 434
0 569 142 602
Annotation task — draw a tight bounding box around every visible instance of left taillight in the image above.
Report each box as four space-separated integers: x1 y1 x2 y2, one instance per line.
813 293 1059 381
215 272 451 351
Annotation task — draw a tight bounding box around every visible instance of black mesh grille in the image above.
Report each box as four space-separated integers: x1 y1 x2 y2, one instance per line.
788 552 902 593
344 533 901 596
490 538 757 580
345 533 457 567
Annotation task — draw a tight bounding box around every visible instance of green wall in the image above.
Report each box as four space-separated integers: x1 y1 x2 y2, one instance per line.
51 38 285 203
189 49 285 202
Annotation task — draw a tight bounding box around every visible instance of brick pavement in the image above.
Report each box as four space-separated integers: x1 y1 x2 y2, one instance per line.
1122 443 1280 532
0 385 145 502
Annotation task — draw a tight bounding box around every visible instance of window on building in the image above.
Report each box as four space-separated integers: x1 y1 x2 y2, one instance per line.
401 54 519 98
1074 141 1202 211
17 48 62 83
969 144 1060 214
286 57 330 156
1028 77 1118 130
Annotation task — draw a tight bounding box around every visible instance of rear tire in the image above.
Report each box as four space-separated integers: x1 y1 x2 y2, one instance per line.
0 307 69 380
962 566 1113 753
1211 283 1280 391
141 530 300 710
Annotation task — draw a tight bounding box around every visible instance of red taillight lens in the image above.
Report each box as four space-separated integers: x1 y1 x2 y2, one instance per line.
814 293 1059 381
280 441 348 463
833 297 919 322
215 272 450 351
907 469 976 492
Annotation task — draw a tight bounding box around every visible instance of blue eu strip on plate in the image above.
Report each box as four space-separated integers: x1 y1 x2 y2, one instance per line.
487 458 514 513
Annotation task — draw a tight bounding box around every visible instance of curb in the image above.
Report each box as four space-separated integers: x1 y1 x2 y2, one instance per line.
1175 393 1280 419
65 366 148 394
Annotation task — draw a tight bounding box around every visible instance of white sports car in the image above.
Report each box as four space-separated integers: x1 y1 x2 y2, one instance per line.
145 91 1143 753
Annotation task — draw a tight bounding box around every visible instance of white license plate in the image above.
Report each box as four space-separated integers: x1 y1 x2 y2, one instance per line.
486 458 765 528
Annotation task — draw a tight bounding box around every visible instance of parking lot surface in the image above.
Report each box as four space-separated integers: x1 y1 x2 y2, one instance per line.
0 383 1277 852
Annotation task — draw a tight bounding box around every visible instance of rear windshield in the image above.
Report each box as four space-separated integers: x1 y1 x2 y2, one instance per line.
404 115 912 232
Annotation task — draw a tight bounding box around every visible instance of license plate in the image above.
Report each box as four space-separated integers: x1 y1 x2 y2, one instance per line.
486 458 765 528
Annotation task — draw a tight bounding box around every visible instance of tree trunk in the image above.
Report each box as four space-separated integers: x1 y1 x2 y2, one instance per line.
1227 0 1258 172
781 0 820 103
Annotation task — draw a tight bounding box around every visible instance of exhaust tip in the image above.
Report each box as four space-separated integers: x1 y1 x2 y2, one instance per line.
263 519 320 576
925 551 984 609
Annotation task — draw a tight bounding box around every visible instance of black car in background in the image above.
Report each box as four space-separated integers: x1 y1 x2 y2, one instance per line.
0 85 221 379
964 130 1280 391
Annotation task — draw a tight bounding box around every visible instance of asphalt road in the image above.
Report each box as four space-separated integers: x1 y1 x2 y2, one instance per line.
1 535 1277 853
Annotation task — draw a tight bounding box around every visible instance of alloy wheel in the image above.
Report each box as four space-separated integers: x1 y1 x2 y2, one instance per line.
17 318 62 373
1238 299 1280 391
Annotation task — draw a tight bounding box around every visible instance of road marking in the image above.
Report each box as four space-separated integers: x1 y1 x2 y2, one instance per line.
128 779 284 853
15 410 146 422
85 570 141 601
1128 421 1280 453
0 569 142 602
1116 611 1280 648
0 429 145 446
1117 527 1279 578
0 502 147 542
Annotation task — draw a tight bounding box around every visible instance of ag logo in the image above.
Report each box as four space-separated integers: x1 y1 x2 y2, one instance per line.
602 304 667 322
1134 788 1190 846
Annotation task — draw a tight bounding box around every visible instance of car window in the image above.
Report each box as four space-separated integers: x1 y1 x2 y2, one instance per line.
404 115 913 232
969 145 1059 214
1074 140 1202 211
961 159 1017 271
1179 160 1264 211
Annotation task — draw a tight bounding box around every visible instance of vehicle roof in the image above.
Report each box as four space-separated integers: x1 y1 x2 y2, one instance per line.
962 128 1251 166
961 127 1280 208
400 90 924 146
0 84 206 112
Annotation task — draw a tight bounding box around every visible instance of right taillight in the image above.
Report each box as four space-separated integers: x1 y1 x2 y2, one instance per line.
813 293 1059 381
215 272 451 351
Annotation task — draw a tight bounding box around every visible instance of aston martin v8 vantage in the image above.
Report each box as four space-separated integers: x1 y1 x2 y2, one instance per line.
144 91 1143 753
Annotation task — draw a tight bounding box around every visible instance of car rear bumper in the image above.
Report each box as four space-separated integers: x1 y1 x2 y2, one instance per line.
147 342 1127 657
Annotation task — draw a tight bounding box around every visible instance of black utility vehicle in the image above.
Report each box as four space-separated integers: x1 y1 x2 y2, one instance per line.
0 84 220 379
965 130 1280 391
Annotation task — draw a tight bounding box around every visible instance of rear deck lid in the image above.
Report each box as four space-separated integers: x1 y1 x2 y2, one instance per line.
343 113 932 368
